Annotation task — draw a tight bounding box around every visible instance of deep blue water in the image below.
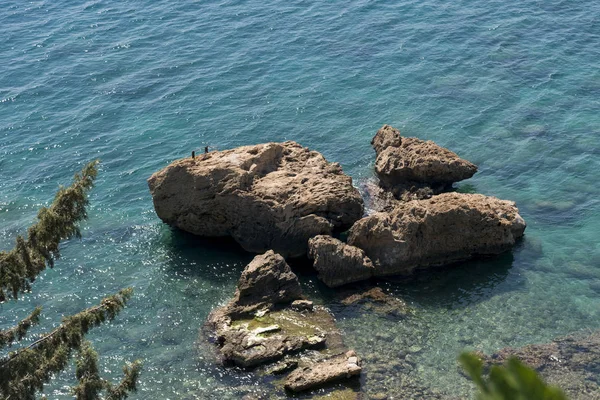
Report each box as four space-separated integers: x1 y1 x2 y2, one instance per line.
1 0 600 398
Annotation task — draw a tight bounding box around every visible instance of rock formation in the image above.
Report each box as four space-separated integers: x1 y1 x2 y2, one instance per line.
225 250 302 317
284 350 362 392
148 141 364 257
479 330 600 400
348 192 526 276
308 235 375 287
372 125 477 198
205 250 361 393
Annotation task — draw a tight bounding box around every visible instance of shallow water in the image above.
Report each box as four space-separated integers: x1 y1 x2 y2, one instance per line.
1 0 600 398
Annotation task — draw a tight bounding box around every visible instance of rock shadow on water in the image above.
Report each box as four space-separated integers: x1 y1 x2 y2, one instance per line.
159 226 254 281
288 242 531 316
380 251 523 309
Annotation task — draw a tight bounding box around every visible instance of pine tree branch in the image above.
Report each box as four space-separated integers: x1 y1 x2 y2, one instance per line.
0 307 42 349
0 160 99 301
0 288 133 400
72 341 104 400
105 359 142 400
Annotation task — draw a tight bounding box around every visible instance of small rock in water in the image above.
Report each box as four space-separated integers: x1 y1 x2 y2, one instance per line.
205 251 363 395
264 360 299 375
308 235 375 288
284 352 362 392
340 287 410 317
372 124 477 191
408 345 422 354
291 299 314 311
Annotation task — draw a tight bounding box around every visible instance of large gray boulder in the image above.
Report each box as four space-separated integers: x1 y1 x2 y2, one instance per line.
372 125 477 192
308 235 375 288
148 141 364 257
348 192 526 276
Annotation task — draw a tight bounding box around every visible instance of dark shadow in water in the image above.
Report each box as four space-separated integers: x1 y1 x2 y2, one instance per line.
384 251 521 309
296 247 529 314
158 226 254 283
155 224 543 313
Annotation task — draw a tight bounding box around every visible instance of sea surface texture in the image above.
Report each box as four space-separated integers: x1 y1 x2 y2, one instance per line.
1 0 600 398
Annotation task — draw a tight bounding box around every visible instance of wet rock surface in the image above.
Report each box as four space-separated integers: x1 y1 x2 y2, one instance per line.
148 141 364 257
348 192 526 276
308 235 375 288
372 125 477 193
480 330 600 400
284 350 362 392
205 251 362 395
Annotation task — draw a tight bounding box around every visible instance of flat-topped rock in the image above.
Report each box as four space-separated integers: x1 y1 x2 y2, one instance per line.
284 350 362 392
372 125 477 191
308 235 375 288
348 192 526 276
148 141 364 257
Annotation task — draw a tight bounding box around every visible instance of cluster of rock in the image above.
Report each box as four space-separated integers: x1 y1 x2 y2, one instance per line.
205 250 361 393
148 124 527 396
306 125 525 286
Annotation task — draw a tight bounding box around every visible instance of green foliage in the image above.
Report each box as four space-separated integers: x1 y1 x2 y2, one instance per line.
0 160 99 301
74 341 105 400
0 289 140 400
460 352 567 400
73 341 142 400
0 307 41 348
0 161 141 400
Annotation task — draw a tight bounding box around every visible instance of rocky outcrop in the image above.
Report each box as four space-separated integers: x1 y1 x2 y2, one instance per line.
348 193 526 276
284 350 362 392
226 250 302 317
205 251 361 393
372 125 477 197
148 142 364 257
479 331 600 400
308 235 375 287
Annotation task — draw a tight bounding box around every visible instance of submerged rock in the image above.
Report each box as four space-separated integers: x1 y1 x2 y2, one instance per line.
340 287 410 317
148 141 364 257
348 192 526 276
372 125 477 196
479 330 600 400
285 350 362 392
308 235 375 288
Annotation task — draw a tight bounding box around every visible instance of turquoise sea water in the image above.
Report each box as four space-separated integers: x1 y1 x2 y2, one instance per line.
1 0 600 398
